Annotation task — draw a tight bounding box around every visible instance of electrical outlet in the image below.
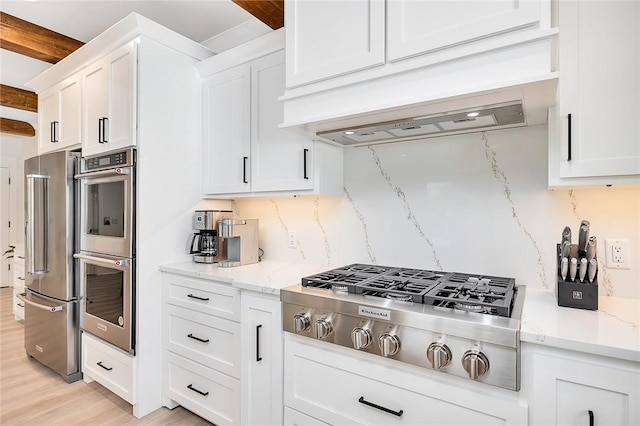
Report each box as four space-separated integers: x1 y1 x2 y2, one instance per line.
605 239 630 269
288 230 297 249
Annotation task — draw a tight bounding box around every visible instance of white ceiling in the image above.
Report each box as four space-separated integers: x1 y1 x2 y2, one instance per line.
0 0 272 131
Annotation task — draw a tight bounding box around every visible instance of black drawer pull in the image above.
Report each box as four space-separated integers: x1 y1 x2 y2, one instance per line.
97 361 112 371
358 396 403 417
187 384 209 396
187 333 210 343
17 303 24 308
187 293 209 302
588 410 594 426
256 324 262 362
303 148 309 179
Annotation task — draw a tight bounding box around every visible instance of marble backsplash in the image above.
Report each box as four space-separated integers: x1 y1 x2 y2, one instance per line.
214 125 640 298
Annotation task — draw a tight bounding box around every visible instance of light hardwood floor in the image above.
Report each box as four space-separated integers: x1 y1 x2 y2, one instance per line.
0 287 212 425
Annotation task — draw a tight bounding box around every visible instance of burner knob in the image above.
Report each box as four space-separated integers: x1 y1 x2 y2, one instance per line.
293 314 311 333
462 350 490 380
426 342 452 370
314 318 333 339
378 333 400 357
351 327 372 350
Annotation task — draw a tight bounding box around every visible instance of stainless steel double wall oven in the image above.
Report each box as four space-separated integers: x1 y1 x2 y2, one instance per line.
74 148 136 354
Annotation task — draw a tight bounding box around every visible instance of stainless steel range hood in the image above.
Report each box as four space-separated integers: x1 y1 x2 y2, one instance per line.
318 101 525 145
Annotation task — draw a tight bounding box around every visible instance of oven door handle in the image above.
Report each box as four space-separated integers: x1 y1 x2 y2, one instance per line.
74 253 131 268
17 293 64 312
74 166 132 179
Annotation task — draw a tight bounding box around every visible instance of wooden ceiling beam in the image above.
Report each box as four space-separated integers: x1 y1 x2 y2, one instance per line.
0 12 84 64
233 0 284 30
0 117 36 137
1 84 38 112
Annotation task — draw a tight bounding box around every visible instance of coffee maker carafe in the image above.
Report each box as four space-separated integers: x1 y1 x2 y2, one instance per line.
190 210 231 263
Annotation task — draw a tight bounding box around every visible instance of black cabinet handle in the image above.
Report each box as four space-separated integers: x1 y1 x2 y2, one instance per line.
187 384 209 396
97 361 113 371
98 118 104 143
17 303 24 308
50 122 55 143
243 157 248 184
567 113 572 161
187 333 210 343
303 148 309 180
588 410 594 426
256 324 262 362
358 396 403 417
187 293 209 302
102 117 108 143
53 121 59 143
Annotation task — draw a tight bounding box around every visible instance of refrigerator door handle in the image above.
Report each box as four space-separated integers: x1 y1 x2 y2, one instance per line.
26 174 50 275
73 252 130 268
17 293 64 312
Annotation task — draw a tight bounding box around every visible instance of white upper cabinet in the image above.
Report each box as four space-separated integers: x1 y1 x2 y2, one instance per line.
285 0 385 87
548 0 640 186
37 75 81 154
202 65 251 195
251 51 314 192
83 42 137 157
199 30 343 198
387 0 544 62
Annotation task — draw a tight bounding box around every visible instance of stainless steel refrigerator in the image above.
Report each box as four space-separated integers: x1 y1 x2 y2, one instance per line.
21 150 82 383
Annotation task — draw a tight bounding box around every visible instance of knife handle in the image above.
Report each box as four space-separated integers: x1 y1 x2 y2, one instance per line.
562 226 572 245
588 259 597 283
561 240 571 260
586 236 597 262
579 258 588 282
569 257 578 281
561 257 569 281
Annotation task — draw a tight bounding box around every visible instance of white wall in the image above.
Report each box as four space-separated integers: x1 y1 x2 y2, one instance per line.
234 125 640 299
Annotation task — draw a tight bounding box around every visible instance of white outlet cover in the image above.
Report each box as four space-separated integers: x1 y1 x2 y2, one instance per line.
605 239 630 269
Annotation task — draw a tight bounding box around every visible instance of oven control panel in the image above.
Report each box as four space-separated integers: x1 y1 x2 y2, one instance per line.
83 149 135 171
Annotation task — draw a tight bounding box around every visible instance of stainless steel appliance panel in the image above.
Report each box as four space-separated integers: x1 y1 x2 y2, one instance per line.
25 152 77 301
21 290 81 382
76 252 134 353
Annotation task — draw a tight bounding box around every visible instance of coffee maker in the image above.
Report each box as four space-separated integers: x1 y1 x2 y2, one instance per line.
218 218 259 267
189 210 232 263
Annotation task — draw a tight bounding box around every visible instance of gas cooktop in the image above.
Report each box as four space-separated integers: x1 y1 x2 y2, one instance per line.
301 263 518 318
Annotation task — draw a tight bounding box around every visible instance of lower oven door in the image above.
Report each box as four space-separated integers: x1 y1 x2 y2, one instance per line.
75 252 134 354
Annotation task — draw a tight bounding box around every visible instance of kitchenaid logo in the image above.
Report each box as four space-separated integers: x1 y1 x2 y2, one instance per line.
358 306 391 321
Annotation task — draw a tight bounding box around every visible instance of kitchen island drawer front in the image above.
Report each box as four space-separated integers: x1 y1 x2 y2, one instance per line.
166 304 240 378
82 332 136 404
284 407 330 426
167 352 240 426
285 334 526 426
164 274 240 321
12 288 24 320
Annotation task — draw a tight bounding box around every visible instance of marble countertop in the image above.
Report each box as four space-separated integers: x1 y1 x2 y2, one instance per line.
521 288 640 362
159 262 640 363
159 260 329 295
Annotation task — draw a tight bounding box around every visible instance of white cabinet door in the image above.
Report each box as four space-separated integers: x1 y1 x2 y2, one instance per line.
251 51 314 192
83 42 136 157
57 78 81 147
241 293 283 426
202 65 251 194
37 88 58 153
525 343 640 426
285 0 385 88
387 0 544 62
37 76 82 154
549 1 640 185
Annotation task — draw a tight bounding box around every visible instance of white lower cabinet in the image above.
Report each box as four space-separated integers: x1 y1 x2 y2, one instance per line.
284 407 330 426
285 333 527 426
82 331 136 404
12 254 25 321
241 292 283 426
523 343 640 426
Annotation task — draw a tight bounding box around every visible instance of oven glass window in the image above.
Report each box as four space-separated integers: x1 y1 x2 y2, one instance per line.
85 264 124 327
86 181 125 237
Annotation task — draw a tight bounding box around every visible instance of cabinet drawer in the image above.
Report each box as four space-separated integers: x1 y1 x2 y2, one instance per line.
164 274 240 321
284 407 330 426
166 351 240 426
285 334 526 426
82 332 136 404
12 288 24 320
166 304 240 378
13 256 25 291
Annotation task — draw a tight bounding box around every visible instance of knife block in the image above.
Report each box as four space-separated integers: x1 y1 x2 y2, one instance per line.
555 244 598 310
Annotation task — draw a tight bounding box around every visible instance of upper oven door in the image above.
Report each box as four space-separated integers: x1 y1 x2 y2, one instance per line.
76 166 134 258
